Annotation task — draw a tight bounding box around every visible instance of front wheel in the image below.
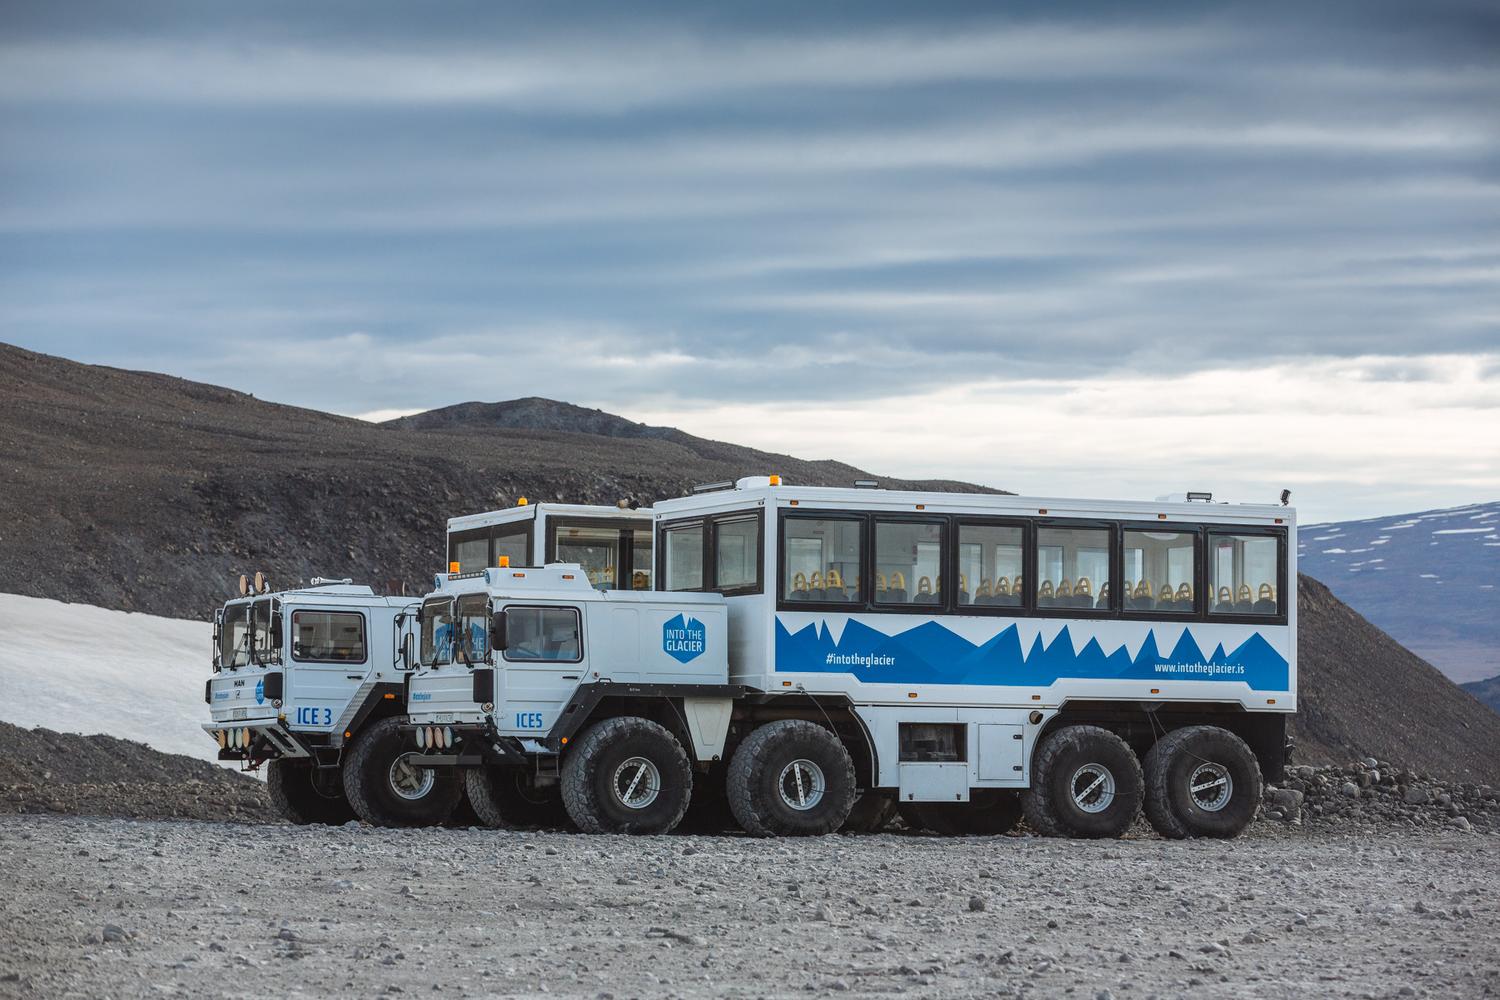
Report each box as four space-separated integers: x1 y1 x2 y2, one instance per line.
266 759 355 825
342 717 462 827
560 717 693 834
1143 726 1263 839
1022 725 1142 839
727 720 857 837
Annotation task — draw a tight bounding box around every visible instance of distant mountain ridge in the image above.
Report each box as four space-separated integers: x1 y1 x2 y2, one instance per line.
387 398 682 441
3 341 1500 780
1297 501 1500 683
1462 676 1500 715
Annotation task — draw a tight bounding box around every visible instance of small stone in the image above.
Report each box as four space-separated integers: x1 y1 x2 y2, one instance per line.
682 846 698 856
1361 757 1378 769
101 925 130 943
1404 787 1428 806
276 928 298 942
1046 919 1059 929
544 847 558 856
968 896 986 913
815 903 834 922
1451 816 1473 832
830 980 850 992
1340 782 1359 798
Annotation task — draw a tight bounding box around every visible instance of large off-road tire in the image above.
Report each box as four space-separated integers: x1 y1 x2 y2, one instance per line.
266 759 355 825
561 717 693 834
1022 725 1142 839
727 720 857 837
842 792 898 833
1143 725 1263 839
342 717 462 827
465 767 573 830
898 791 1022 836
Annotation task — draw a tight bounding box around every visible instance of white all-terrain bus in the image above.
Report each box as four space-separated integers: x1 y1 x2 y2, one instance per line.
408 478 1295 839
205 578 458 826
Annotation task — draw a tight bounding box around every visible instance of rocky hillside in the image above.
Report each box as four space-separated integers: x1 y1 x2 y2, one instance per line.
0 343 984 620
3 342 1498 781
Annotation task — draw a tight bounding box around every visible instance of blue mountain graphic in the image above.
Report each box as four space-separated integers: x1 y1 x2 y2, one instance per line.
774 615 1289 691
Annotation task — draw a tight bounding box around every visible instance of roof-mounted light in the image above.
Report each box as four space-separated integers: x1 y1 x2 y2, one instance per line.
692 480 735 494
1186 491 1213 502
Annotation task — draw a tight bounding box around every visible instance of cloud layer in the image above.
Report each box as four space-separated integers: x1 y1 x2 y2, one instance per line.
1 2 1497 520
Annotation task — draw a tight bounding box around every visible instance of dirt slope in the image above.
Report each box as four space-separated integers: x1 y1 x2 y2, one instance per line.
1293 575 1500 780
0 721 273 822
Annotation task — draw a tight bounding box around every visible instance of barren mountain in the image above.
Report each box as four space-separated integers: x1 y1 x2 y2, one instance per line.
2 342 1498 780
0 343 984 620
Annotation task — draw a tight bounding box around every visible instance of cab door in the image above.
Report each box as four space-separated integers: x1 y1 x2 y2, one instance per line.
284 607 374 735
495 603 586 737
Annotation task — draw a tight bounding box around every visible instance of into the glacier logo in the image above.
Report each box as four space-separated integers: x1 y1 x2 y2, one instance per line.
663 614 706 664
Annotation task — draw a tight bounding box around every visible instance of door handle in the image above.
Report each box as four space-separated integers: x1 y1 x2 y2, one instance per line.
346 674 363 680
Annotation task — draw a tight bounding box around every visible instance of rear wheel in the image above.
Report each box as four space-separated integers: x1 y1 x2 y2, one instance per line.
1022 725 1142 839
727 720 857 837
266 759 355 825
465 767 572 830
561 717 693 834
343 717 462 827
1143 725 1262 839
899 791 1022 836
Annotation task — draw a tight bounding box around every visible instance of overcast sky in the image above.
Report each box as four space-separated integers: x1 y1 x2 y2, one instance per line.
2 2 1497 522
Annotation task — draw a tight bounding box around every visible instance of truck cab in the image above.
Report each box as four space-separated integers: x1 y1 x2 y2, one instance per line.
405 564 738 833
204 580 463 825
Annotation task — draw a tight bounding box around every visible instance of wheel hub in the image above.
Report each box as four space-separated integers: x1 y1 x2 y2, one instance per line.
1069 763 1116 813
389 753 437 801
612 756 662 809
777 758 827 811
1188 761 1233 812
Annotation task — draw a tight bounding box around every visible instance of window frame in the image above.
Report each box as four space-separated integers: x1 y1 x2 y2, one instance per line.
289 609 369 665
951 517 1032 616
499 604 585 664
776 510 869 610
1118 520 1204 620
544 516 650 591
447 521 535 572
1204 526 1288 625
870 514 950 612
1030 518 1119 619
658 510 765 596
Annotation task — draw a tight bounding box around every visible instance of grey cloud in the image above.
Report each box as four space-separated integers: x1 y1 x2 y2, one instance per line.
1 1 1497 416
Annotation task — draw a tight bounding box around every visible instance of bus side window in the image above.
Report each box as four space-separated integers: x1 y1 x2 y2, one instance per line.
1208 533 1281 617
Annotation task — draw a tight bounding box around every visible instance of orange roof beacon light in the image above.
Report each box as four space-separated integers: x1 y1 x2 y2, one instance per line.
517 497 528 506
498 556 511 568
769 474 782 486
448 561 460 574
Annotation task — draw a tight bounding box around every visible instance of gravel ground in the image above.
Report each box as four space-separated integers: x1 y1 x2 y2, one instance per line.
2 816 1497 999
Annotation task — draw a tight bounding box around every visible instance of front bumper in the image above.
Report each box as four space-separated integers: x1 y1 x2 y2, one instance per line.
202 719 311 761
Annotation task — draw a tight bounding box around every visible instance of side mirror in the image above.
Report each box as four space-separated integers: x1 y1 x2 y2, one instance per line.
400 633 415 671
490 610 508 653
270 611 284 646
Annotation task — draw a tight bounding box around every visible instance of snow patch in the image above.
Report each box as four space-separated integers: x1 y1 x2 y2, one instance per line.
1312 534 1345 541
1321 548 1348 554
0 593 221 766
1433 528 1490 535
1420 573 1439 579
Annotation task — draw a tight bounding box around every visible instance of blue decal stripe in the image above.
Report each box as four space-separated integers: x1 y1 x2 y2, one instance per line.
775 618 1289 691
